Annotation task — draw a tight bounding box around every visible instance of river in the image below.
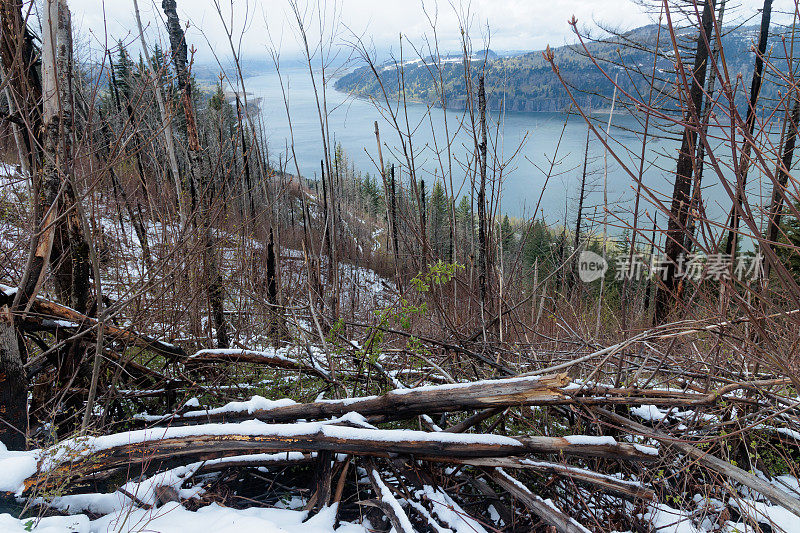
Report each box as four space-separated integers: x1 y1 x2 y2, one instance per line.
245 65 746 232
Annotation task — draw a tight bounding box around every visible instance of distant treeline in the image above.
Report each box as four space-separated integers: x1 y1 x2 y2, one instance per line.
335 23 784 113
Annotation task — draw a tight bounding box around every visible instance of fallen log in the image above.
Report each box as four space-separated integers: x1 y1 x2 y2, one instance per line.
594 407 800 520
18 419 658 494
186 348 331 381
165 373 569 425
36 452 316 503
489 467 591 533
424 456 654 501
160 376 761 428
15 295 185 358
365 459 415 533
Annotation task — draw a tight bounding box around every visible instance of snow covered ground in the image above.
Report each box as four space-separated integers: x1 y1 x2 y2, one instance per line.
0 502 370 533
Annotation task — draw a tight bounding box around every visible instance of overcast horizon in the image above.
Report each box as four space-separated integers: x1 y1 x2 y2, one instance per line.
63 0 787 68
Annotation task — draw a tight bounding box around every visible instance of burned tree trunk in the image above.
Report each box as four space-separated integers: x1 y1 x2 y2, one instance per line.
55 2 89 316
420 178 428 260
0 305 26 450
477 75 490 319
572 125 590 287
265 227 286 342
390 164 402 291
766 97 800 254
724 0 772 259
162 0 229 349
654 0 715 324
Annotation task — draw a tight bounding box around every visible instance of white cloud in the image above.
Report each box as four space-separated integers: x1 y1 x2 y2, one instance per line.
67 0 779 65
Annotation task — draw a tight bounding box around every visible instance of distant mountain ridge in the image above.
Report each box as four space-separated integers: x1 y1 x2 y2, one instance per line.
334 24 784 113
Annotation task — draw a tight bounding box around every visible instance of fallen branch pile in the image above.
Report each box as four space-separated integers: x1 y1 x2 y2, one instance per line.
6 288 800 532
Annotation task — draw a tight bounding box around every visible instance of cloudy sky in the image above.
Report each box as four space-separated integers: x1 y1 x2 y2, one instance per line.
67 0 780 65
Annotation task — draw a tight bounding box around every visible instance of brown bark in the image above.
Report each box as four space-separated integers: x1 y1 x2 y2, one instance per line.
0 306 26 450
595 407 800 519
489 468 589 533
16 295 185 358
185 348 329 380
163 375 756 427
172 373 569 424
20 424 658 494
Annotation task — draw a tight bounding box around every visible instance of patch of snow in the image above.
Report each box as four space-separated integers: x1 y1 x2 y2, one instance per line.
633 443 660 456
182 396 297 417
640 502 701 533
632 405 668 421
0 514 90 533
417 484 489 533
371 470 414 532
731 498 800 533
0 441 39 494
564 435 618 446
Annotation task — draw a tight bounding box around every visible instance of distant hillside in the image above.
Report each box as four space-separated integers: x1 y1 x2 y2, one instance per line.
335 24 778 113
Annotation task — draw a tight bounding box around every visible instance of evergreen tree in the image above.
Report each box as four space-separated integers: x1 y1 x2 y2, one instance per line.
209 82 226 112
522 219 553 270
778 205 800 277
500 214 514 252
455 195 473 258
113 40 134 98
429 180 449 258
149 44 171 92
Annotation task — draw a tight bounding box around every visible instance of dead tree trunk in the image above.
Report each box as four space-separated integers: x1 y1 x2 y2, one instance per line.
54 1 89 316
477 75 490 320
420 179 428 261
132 0 184 225
266 226 285 342
162 0 229 349
643 214 658 313
390 164 402 292
572 125 590 288
654 0 715 324
766 97 800 256
724 0 772 260
38 0 91 431
685 0 726 260
0 305 26 450
234 94 254 222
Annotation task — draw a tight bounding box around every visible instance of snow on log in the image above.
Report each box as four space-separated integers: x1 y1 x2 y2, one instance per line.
18 417 657 495
168 373 569 424
366 462 415 533
160 375 758 428
490 468 591 533
594 407 800 520
12 294 185 357
186 347 331 380
427 456 654 501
